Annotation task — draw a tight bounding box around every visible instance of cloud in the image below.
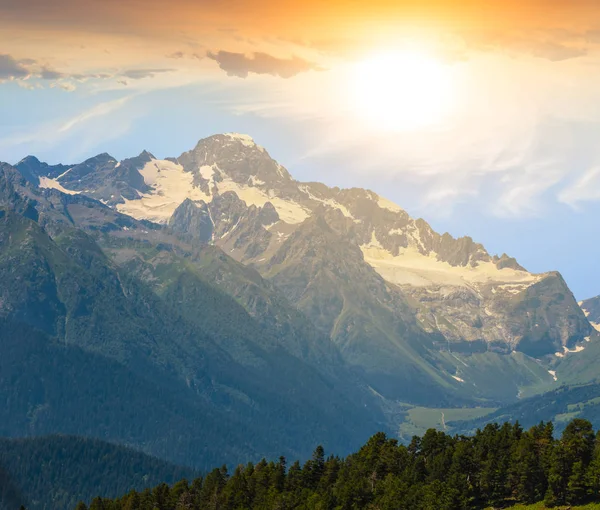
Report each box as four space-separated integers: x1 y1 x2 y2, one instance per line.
0 95 136 159
58 96 131 133
166 51 204 61
461 30 590 62
0 54 31 80
120 68 175 80
40 67 65 79
0 54 85 84
0 53 176 89
559 167 600 207
206 51 320 78
50 81 76 92
71 73 112 81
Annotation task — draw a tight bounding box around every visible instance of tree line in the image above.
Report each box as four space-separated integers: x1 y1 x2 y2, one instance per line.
72 418 600 510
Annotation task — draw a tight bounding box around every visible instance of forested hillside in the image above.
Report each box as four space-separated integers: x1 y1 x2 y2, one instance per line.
451 383 600 436
0 436 196 510
66 418 600 510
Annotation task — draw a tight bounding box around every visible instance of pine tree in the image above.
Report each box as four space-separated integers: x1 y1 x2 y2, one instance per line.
567 460 587 505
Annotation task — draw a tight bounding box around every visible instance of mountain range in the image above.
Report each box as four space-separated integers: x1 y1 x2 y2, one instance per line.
1 133 599 472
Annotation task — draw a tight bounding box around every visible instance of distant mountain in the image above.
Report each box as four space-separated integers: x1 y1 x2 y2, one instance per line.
450 382 600 437
24 133 595 405
0 164 385 468
0 435 195 510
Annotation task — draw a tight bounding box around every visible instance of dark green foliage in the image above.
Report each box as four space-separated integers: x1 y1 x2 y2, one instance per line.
452 383 600 437
0 436 195 510
84 418 600 510
0 208 384 469
0 462 26 510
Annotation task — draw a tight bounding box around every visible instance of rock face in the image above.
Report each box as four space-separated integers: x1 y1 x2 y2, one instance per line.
7 133 595 403
168 198 214 242
581 296 600 332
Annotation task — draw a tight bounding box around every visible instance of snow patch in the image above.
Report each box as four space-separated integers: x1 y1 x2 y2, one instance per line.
495 283 529 295
117 160 210 223
452 375 465 383
118 158 309 225
548 370 557 381
555 344 586 357
225 133 257 148
299 185 355 220
377 194 404 213
360 235 540 288
217 178 310 224
38 176 80 195
56 167 73 180
249 175 265 186
199 164 215 183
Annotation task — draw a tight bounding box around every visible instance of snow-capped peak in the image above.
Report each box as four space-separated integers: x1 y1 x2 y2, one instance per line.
224 133 257 147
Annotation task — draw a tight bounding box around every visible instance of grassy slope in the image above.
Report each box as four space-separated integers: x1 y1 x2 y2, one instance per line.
398 405 497 440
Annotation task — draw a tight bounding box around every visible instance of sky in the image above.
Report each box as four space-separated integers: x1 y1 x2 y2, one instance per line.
1 0 599 299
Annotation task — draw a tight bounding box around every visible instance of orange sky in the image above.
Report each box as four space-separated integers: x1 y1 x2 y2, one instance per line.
3 0 600 48
1 0 598 82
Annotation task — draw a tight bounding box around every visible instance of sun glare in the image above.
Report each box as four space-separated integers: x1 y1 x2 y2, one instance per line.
349 50 455 131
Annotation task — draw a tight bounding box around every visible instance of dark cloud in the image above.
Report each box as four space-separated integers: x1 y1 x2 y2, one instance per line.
120 68 175 79
166 51 185 59
40 67 65 79
0 54 79 82
206 51 319 78
0 54 31 80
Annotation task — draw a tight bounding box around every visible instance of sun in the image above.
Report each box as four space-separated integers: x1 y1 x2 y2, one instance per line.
349 50 455 131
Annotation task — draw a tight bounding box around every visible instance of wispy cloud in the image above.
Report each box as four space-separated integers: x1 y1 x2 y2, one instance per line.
559 167 600 208
0 95 135 159
57 96 131 133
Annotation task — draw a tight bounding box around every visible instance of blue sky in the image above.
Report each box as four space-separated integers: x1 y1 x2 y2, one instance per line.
0 77 598 300
1 0 599 299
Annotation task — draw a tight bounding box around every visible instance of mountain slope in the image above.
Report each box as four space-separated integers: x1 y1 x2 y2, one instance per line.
0 203 385 468
0 463 24 510
30 134 594 404
450 382 600 436
0 435 196 510
6 134 596 409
